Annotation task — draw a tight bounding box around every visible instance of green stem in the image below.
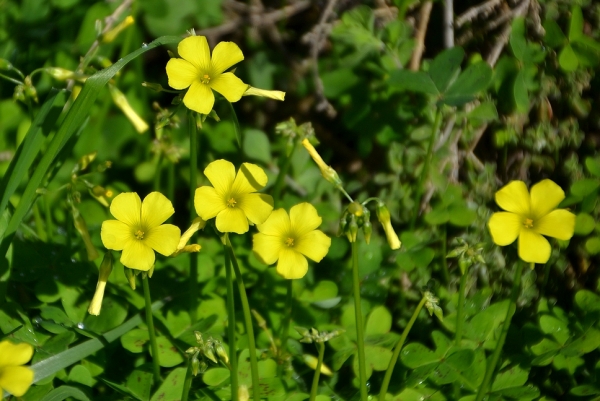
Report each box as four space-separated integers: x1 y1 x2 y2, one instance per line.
278 280 294 374
474 261 526 401
541 262 551 297
226 237 260 401
224 234 239 401
189 113 199 322
455 272 468 345
181 360 193 401
351 241 368 401
379 297 427 401
410 108 443 229
309 342 325 401
33 202 46 241
440 224 449 284
167 161 175 209
272 143 296 207
142 275 161 384
43 195 53 240
153 154 163 193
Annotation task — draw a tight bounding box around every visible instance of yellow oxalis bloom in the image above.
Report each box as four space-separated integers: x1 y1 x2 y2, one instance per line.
101 192 181 271
253 203 331 279
195 160 274 234
0 340 34 397
488 179 575 264
166 36 248 115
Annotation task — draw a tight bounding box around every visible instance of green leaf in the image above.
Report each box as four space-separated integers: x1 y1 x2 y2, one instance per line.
568 6 584 42
513 68 530 113
243 129 271 163
429 47 464 93
448 205 477 227
444 62 492 106
203 367 231 386
400 343 439 368
491 365 528 391
559 44 579 72
465 300 509 347
543 20 567 48
575 290 600 313
321 68 360 98
510 18 528 61
468 101 498 123
150 367 186 401
151 336 184 367
586 237 600 254
365 306 392 335
299 281 339 303
571 385 600 396
424 207 449 225
571 178 600 197
585 156 600 177
388 70 439 96
575 213 596 235
83 296 128 332
562 328 600 356
126 367 153 401
540 315 570 345
121 329 149 353
39 385 90 401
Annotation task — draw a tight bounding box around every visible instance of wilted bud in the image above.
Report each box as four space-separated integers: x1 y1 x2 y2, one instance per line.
243 86 286 101
88 251 114 315
102 15 135 43
303 354 333 376
424 291 443 321
203 345 218 364
191 353 201 376
375 202 401 250
301 138 343 188
109 84 149 133
124 267 136 290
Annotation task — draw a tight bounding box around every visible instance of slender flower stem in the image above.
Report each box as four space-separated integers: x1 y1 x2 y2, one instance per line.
43 195 53 240
541 262 551 297
226 237 260 401
410 108 443 229
278 280 293 374
351 241 368 401
379 297 427 401
272 142 297 207
224 234 239 401
33 202 46 241
455 271 468 345
189 113 199 322
142 275 161 384
309 342 325 401
153 154 163 193
440 224 450 284
474 261 526 401
167 161 175 209
181 360 193 401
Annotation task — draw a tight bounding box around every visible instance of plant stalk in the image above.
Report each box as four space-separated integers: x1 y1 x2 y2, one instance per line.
351 241 368 401
474 261 526 401
189 113 199 322
224 234 239 401
142 275 161 384
379 296 427 400
181 360 193 401
272 142 296 207
455 271 468 345
309 342 325 401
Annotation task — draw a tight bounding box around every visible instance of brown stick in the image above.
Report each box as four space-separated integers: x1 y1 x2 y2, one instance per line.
410 1 433 71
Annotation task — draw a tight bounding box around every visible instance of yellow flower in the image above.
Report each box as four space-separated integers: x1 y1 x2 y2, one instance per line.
101 192 181 271
195 160 274 234
0 340 34 397
166 36 248 115
253 203 331 279
488 179 575 264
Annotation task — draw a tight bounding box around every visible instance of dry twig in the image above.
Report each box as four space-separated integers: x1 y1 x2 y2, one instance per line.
409 0 433 71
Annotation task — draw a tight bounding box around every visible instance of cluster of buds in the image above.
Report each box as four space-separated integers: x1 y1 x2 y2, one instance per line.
88 252 114 315
13 76 38 104
186 332 230 376
338 201 370 244
446 238 486 275
295 326 344 344
275 118 315 157
423 291 443 321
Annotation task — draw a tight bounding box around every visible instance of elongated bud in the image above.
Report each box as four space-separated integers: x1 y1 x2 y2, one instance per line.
303 354 333 376
363 220 372 244
176 217 206 252
375 202 401 250
102 15 135 43
124 267 136 290
88 252 114 315
109 84 149 133
204 345 218 364
0 58 13 70
72 207 99 260
215 343 229 366
347 214 358 243
74 151 97 173
142 82 165 92
302 138 343 187
191 353 200 376
243 86 286 101
239 385 250 401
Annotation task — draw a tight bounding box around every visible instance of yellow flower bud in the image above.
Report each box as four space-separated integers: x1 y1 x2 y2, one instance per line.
176 217 206 252
239 385 250 401
45 67 76 80
376 202 401 250
124 267 136 290
102 16 135 43
243 86 286 101
301 138 342 187
88 252 114 315
302 354 333 376
108 84 149 133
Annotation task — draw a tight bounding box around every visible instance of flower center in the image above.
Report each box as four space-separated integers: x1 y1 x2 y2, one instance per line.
135 229 145 240
524 218 534 229
285 238 294 247
227 198 237 208
200 74 211 84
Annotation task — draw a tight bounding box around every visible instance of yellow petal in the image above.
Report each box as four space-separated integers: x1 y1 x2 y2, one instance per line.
205 159 236 196
237 193 273 225
535 209 575 240
294 230 331 262
495 181 530 216
518 229 551 264
210 41 244 74
243 86 286 101
290 203 322 237
382 220 401 250
209 72 247 103
141 192 175 229
530 179 565 220
101 220 132 250
144 224 181 256
277 248 308 279
216 207 249 234
178 36 211 72
110 192 141 227
0 366 34 397
195 186 226 220
0 340 34 366
252 233 282 265
183 81 215 115
488 212 522 246
88 281 107 316
121 241 155 271
231 163 268 194
165 58 197 90
257 208 290 237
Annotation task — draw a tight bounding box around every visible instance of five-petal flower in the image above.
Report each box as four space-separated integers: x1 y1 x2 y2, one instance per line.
488 179 575 264
194 160 274 234
0 340 34 397
101 192 181 271
166 36 248 115
253 203 331 279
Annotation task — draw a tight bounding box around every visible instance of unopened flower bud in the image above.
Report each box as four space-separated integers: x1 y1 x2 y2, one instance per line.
302 355 333 376
215 343 229 366
337 213 348 237
72 207 99 261
347 214 358 243
363 220 372 244
204 345 218 364
142 82 165 92
124 267 136 290
376 202 401 250
239 385 250 401
302 138 343 188
13 85 26 102
243 86 286 101
176 217 206 252
191 353 201 376
0 58 13 70
102 15 135 43
109 84 149 133
45 67 75 81
88 251 114 315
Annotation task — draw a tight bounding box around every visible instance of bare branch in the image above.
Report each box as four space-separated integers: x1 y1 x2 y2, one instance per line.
410 1 433 71
443 0 455 48
455 0 502 27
